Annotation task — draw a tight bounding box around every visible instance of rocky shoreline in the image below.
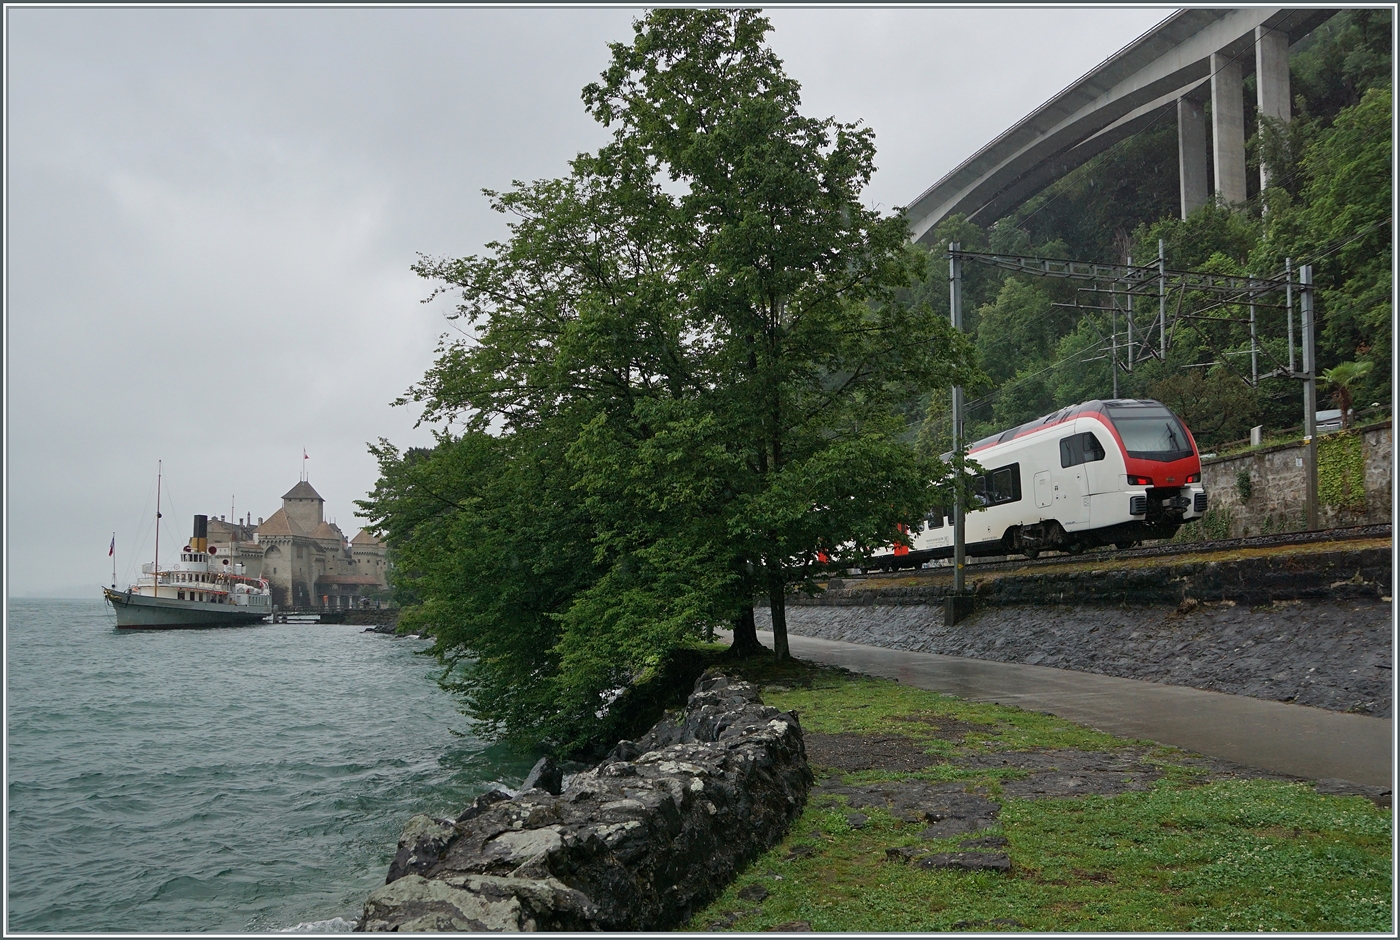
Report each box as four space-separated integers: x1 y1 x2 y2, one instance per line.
357 675 811 931
757 597 1393 718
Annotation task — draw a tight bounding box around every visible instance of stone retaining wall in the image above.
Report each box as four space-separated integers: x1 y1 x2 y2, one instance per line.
358 676 812 932
1196 422 1392 538
759 597 1393 718
797 547 1389 609
765 546 1392 717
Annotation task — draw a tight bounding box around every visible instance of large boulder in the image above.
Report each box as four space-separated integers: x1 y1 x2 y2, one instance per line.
359 675 812 931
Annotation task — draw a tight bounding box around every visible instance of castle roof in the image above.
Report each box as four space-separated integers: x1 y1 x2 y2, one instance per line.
282 480 323 501
351 529 383 546
310 521 343 541
256 507 307 538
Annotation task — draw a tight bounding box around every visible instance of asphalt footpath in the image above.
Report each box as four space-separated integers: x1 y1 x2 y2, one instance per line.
750 630 1394 789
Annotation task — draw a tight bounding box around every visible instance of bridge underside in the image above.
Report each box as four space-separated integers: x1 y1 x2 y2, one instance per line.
906 8 1337 242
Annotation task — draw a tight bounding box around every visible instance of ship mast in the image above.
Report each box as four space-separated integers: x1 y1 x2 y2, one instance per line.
153 460 162 598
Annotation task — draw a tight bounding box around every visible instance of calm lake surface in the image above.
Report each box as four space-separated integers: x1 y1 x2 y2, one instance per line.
6 599 536 933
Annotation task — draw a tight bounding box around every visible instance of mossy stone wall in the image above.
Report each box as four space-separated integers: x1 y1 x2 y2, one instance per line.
1197 421 1391 538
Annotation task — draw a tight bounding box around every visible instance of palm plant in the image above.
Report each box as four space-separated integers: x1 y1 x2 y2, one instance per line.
1321 360 1374 428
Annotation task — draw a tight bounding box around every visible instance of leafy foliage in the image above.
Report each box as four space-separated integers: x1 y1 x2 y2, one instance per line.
361 10 972 753
1317 430 1367 513
1321 360 1374 426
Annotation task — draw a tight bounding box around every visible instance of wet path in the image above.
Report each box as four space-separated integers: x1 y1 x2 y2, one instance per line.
753 630 1393 788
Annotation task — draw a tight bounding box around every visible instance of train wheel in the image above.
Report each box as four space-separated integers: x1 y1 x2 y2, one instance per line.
1023 548 1039 559
1115 540 1140 550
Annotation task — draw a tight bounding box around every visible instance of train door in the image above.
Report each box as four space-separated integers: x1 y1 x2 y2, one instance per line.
1082 429 1115 495
971 475 995 542
1055 436 1090 530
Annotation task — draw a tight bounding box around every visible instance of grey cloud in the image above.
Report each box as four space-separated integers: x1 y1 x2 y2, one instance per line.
6 7 1165 596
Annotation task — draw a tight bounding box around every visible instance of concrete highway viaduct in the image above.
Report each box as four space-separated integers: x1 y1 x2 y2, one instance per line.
905 8 1339 243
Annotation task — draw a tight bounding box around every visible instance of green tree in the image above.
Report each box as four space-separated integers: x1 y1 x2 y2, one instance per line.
1147 369 1261 449
357 431 606 747
365 9 971 752
1296 86 1390 399
974 277 1061 385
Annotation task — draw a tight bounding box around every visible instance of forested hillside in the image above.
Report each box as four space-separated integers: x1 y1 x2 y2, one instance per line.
914 9 1391 452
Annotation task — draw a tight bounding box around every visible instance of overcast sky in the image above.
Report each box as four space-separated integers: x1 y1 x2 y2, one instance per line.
5 5 1170 597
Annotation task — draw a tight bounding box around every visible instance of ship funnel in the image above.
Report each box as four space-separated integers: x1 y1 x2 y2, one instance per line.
192 514 208 553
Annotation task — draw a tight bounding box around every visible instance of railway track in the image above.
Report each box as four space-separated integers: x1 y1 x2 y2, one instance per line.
841 523 1391 581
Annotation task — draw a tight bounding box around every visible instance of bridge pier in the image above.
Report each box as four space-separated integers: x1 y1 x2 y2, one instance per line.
1177 96 1209 217
1177 25 1293 218
1210 51 1248 206
1255 25 1292 190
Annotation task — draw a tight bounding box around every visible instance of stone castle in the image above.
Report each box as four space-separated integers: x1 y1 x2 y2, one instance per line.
203 480 390 610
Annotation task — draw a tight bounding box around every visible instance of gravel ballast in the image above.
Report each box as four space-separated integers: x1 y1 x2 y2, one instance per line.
756 598 1392 718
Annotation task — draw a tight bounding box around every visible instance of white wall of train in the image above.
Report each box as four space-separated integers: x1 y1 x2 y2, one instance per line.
867 399 1208 570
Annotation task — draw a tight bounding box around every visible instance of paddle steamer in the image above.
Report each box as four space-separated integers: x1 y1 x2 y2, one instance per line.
104 512 272 629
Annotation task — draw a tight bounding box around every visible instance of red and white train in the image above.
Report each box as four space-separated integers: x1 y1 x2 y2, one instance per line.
866 398 1208 570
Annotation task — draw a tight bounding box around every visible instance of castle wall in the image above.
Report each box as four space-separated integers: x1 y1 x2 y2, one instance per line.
248 481 394 608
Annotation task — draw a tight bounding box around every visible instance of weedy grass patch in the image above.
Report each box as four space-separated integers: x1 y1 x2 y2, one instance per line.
685 661 1392 932
759 666 1148 754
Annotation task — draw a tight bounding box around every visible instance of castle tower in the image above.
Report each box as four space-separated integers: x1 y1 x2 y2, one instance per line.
281 480 324 535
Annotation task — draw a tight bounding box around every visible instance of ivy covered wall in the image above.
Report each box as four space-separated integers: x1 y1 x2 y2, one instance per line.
1188 422 1392 540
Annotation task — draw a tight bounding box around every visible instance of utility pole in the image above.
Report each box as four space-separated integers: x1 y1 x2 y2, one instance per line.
1110 277 1119 398
1286 258 1296 374
1249 285 1258 386
1300 264 1319 530
949 243 965 596
1158 239 1167 357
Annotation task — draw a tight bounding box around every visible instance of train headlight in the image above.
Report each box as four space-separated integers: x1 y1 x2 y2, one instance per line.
1186 472 1201 483
1127 475 1153 486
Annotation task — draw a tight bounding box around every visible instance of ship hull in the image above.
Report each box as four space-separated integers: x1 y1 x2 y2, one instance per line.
103 588 269 630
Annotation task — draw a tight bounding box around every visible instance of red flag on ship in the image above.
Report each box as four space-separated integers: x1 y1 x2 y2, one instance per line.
109 536 115 556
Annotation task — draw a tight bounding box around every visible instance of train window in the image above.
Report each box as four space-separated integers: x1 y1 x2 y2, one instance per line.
987 464 1022 504
1060 432 1106 468
925 511 945 529
1105 403 1193 461
970 464 1022 507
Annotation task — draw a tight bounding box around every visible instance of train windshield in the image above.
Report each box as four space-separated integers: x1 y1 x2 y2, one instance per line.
1105 403 1194 461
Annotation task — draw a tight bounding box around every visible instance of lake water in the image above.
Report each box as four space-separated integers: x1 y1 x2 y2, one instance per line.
5 599 537 933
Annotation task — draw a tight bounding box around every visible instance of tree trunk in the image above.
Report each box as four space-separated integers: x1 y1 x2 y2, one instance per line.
725 604 768 658
767 564 790 661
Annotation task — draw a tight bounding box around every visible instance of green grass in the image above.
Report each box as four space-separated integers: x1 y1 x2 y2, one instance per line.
684 660 1392 932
